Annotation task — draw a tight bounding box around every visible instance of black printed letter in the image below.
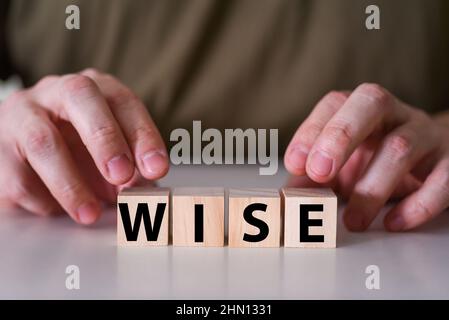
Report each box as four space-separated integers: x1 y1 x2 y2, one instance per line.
243 203 269 242
119 202 166 241
194 204 204 242
300 204 324 242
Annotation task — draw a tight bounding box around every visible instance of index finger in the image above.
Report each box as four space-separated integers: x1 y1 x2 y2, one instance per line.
305 83 410 183
80 69 169 180
31 74 136 185
284 91 349 175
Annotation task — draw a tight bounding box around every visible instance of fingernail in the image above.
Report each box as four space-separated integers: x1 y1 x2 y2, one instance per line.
107 154 133 182
288 146 308 171
388 215 405 231
77 202 100 225
310 151 333 177
142 150 168 175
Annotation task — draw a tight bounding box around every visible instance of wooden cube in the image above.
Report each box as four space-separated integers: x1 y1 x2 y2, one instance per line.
229 188 281 248
282 188 337 248
172 187 224 247
117 187 170 246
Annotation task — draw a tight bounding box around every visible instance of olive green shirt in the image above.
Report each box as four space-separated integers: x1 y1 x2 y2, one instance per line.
1 0 448 150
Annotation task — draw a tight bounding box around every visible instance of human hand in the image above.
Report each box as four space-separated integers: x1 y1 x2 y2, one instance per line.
0 69 169 225
284 83 449 232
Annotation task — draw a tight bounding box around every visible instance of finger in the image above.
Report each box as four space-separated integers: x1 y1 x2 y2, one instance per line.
284 91 349 175
57 120 117 203
409 151 441 182
384 157 449 231
306 83 410 183
390 174 422 199
0 151 59 216
30 74 135 185
81 69 169 180
13 103 101 225
344 120 438 231
0 199 16 209
334 142 376 200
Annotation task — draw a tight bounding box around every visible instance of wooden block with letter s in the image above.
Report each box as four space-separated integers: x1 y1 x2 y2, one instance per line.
172 187 225 247
228 188 281 248
282 188 337 248
117 187 170 246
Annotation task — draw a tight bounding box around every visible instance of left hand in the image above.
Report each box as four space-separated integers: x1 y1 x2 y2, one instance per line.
284 83 449 232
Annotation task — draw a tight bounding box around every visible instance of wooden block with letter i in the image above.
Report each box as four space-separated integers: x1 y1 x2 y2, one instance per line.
117 187 169 246
282 188 337 248
172 187 225 247
229 188 281 248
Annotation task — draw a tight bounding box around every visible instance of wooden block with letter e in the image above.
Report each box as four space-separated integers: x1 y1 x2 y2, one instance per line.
172 187 225 247
228 188 281 248
282 188 337 248
117 187 169 246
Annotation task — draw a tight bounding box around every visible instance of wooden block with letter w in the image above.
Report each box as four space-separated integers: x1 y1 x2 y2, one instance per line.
117 187 170 246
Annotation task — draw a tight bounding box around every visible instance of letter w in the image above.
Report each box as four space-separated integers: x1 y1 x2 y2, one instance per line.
119 203 166 241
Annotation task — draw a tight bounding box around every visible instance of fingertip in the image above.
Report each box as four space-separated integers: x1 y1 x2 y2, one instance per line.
284 146 308 175
140 150 170 180
384 213 406 232
76 201 102 225
306 150 335 183
106 153 135 185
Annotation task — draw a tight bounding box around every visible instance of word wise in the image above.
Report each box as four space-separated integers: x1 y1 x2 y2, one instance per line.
117 187 337 248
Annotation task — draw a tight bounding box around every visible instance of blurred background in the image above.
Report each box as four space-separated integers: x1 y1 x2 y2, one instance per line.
1 0 448 152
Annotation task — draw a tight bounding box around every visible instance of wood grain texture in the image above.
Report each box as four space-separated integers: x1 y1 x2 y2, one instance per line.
282 188 337 248
172 187 225 247
228 188 281 248
117 187 169 246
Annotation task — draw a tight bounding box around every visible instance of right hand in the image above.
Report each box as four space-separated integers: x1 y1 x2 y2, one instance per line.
0 69 169 225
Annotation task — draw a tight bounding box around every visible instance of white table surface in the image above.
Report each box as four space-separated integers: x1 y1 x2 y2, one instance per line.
1 165 448 299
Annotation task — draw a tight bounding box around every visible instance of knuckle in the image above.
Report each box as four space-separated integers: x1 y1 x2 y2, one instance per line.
129 125 156 144
24 125 59 158
296 121 323 149
323 122 353 149
81 68 102 78
35 75 59 88
5 91 30 106
106 87 139 107
297 122 323 146
384 133 413 161
61 74 97 99
355 83 392 107
88 124 120 147
58 181 85 204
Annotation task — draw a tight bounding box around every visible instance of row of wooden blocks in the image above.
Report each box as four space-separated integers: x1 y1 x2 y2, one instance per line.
117 187 337 248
